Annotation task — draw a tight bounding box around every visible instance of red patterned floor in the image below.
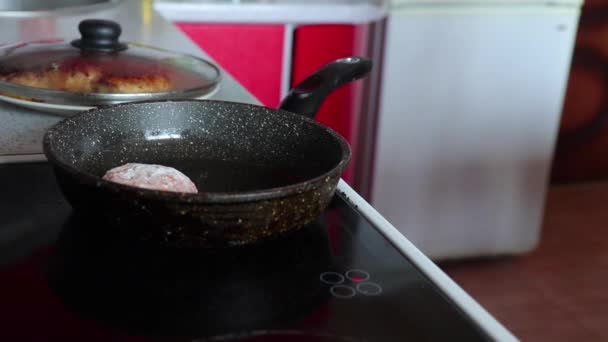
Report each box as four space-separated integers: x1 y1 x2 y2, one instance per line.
441 182 608 341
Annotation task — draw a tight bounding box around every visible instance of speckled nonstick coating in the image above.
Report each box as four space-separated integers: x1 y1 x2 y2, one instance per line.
42 57 372 247
43 100 348 247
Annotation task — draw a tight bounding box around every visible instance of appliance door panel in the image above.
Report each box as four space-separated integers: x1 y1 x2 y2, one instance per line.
372 9 579 259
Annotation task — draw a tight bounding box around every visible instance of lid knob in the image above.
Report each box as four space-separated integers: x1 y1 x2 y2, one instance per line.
71 19 127 52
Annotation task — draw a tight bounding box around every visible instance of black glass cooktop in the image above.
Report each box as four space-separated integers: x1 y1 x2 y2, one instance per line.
0 163 490 341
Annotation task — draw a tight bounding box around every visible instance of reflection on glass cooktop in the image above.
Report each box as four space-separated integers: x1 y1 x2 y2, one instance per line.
0 163 490 341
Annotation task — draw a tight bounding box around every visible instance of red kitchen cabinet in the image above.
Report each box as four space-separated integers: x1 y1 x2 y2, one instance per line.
176 23 285 108
291 24 372 185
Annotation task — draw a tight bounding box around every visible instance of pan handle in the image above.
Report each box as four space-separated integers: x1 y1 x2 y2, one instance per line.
279 56 373 119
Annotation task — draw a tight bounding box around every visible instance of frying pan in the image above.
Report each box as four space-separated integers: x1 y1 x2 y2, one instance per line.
43 56 372 247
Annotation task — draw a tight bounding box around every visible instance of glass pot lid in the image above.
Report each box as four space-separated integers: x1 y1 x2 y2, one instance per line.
0 19 221 106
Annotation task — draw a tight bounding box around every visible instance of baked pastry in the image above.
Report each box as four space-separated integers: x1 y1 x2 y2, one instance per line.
97 74 172 93
0 58 172 94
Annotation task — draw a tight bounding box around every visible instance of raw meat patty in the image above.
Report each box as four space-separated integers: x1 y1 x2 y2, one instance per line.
102 163 198 193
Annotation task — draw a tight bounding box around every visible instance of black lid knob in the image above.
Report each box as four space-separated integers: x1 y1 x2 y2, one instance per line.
71 19 127 52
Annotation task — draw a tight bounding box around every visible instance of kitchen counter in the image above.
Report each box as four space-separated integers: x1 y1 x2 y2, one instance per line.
441 181 608 341
0 0 259 163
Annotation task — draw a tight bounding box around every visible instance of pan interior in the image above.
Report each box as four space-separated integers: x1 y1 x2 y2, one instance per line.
46 101 347 193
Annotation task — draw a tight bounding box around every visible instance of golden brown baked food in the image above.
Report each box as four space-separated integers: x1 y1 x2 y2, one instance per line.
0 58 172 95
61 64 102 93
97 74 172 93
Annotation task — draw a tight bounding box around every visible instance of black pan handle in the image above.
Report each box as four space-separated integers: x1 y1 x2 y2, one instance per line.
71 19 127 52
279 56 373 119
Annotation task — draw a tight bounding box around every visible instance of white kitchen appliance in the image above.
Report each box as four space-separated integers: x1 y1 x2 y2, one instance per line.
371 0 582 259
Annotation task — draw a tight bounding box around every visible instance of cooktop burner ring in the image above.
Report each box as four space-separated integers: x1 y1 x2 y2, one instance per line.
345 269 370 282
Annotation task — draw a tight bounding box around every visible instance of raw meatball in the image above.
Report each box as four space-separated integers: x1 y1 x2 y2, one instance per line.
102 163 198 194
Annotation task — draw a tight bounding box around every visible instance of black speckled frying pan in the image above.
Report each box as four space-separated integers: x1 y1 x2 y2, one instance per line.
43 57 372 247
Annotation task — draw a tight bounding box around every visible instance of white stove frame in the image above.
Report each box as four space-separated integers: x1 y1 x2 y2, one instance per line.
337 179 518 342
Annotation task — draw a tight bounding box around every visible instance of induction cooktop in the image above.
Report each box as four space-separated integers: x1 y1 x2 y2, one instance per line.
0 163 515 341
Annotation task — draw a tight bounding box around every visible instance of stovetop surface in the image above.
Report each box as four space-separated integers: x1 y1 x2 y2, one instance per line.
0 163 490 341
